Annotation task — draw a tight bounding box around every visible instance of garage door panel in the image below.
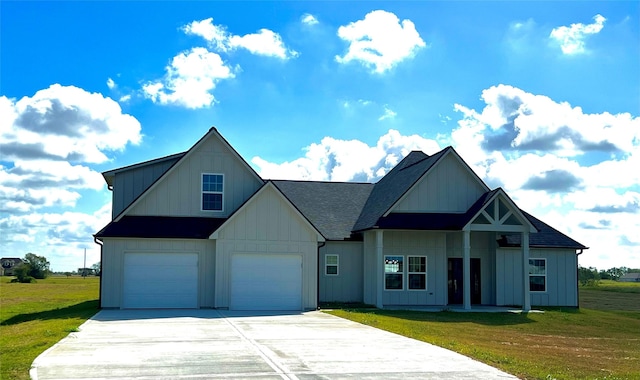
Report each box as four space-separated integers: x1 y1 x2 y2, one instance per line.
231 254 302 311
123 253 198 309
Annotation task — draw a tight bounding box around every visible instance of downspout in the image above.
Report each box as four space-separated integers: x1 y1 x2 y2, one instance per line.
93 236 103 309
317 241 326 310
576 249 584 309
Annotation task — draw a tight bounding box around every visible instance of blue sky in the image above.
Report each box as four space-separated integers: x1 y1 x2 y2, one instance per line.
1 1 638 272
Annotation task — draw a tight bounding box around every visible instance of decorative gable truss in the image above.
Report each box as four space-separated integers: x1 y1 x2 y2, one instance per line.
466 189 537 233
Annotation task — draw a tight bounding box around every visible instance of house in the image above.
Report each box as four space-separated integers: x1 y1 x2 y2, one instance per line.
1 257 24 276
619 273 640 282
95 127 588 311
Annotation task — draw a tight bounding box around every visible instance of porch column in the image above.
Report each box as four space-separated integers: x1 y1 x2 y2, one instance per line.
376 230 384 309
463 230 471 310
522 231 531 312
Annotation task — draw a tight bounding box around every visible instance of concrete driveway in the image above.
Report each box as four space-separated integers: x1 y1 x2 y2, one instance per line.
31 309 516 379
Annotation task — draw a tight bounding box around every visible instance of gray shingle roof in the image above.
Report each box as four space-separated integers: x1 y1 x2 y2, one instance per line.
498 211 588 249
273 180 374 240
95 216 226 239
352 149 450 232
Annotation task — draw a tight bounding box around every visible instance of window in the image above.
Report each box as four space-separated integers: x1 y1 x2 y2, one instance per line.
384 256 403 290
529 258 546 292
202 174 224 211
325 254 339 276
408 256 427 290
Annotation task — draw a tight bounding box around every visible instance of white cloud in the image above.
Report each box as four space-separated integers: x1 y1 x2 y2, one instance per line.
550 14 606 55
1 84 142 163
301 13 319 26
183 17 230 52
183 18 297 59
378 105 397 121
252 129 440 182
106 78 116 89
0 84 141 214
450 84 640 269
0 85 141 270
336 10 426 73
142 47 235 109
0 203 111 271
228 29 297 59
119 94 131 102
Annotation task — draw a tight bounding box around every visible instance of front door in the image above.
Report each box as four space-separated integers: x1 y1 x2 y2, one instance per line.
448 258 481 305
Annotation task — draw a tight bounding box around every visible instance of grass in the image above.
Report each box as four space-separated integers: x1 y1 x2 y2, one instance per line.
0 275 100 380
327 282 640 380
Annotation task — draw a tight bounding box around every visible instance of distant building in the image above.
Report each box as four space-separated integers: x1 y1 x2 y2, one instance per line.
1 258 24 276
619 273 640 283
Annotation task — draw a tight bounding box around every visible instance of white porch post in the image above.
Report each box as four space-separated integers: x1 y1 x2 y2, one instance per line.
463 230 471 310
376 230 384 309
522 231 531 312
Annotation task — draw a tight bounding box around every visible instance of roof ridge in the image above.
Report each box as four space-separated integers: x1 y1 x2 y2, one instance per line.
270 179 374 185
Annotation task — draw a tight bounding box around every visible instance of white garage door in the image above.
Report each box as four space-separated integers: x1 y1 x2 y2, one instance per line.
231 254 302 311
123 253 198 309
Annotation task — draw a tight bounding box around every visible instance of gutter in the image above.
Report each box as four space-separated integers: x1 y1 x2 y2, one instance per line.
93 236 104 309
317 241 326 310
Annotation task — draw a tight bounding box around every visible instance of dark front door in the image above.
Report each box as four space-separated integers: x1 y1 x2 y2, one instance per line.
448 258 482 305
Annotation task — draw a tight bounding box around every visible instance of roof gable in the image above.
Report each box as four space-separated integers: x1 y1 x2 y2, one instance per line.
211 181 324 242
391 148 489 214
113 127 264 221
466 188 537 233
354 147 489 232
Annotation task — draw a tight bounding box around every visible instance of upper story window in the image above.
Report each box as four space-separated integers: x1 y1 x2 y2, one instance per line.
202 173 224 211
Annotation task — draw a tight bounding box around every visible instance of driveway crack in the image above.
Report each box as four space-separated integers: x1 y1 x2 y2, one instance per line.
216 310 298 380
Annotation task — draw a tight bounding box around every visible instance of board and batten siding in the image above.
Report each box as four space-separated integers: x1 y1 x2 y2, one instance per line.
100 238 216 308
362 231 378 306
111 157 179 218
213 185 319 310
382 231 447 306
128 135 262 218
394 153 486 213
446 232 497 305
319 241 364 303
495 248 578 307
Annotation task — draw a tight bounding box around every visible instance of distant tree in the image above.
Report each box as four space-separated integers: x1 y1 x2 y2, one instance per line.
22 253 51 279
91 262 101 277
606 267 628 281
64 272 72 278
578 266 600 286
13 264 34 283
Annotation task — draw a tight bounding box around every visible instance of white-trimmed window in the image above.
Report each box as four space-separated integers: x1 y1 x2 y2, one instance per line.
384 255 403 290
529 258 546 292
408 256 427 290
202 173 224 211
325 254 339 276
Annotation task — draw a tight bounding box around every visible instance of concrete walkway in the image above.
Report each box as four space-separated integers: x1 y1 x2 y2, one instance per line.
31 309 516 379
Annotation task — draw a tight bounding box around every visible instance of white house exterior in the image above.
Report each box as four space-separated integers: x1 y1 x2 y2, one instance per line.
95 128 587 310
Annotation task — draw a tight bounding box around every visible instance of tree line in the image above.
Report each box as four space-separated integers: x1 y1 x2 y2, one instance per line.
578 266 639 286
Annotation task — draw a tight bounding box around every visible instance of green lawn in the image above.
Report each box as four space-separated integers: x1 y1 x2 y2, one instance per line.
0 275 100 380
327 282 640 380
